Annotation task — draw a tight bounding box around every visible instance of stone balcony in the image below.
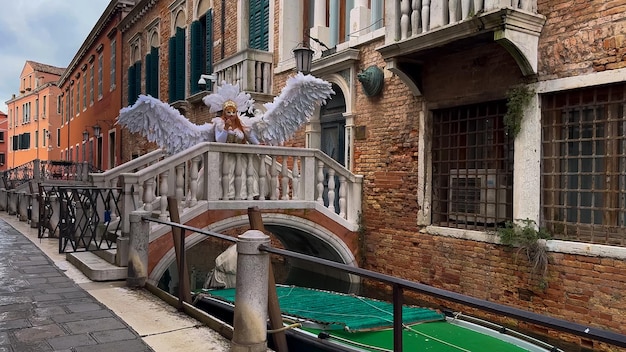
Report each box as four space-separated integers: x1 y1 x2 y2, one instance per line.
379 0 546 95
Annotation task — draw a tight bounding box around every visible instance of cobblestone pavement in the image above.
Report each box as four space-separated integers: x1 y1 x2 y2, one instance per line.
0 218 153 352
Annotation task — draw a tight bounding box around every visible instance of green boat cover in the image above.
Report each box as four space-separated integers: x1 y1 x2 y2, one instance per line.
201 285 445 332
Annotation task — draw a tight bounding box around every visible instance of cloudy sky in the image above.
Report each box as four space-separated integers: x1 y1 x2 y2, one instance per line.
0 0 110 114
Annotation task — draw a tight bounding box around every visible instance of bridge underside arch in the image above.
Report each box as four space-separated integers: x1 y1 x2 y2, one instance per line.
148 210 360 291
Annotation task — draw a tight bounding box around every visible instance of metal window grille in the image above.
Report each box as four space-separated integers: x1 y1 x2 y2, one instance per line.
542 84 626 245
432 101 513 230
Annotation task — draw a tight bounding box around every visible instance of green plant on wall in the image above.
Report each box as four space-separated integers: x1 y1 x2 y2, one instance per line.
357 212 367 267
496 219 551 289
504 85 535 138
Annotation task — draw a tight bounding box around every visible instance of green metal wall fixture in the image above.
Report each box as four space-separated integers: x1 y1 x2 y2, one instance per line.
357 66 384 97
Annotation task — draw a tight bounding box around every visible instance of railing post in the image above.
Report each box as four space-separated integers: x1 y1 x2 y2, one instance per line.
206 151 221 200
231 229 270 352
127 210 151 288
0 188 7 211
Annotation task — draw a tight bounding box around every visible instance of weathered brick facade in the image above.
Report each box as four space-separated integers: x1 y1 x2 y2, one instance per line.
538 0 626 78
271 1 626 349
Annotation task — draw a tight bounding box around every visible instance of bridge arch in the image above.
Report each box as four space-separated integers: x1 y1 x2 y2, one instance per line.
148 213 359 289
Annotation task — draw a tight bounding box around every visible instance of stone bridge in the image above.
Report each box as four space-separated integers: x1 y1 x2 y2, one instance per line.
0 143 363 285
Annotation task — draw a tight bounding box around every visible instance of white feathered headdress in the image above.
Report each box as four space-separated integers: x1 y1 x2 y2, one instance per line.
202 82 253 115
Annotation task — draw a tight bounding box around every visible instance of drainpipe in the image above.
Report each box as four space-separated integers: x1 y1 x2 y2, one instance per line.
221 0 225 59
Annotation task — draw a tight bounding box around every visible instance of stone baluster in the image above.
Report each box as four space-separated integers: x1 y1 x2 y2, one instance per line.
461 0 470 19
159 171 169 220
235 154 244 200
270 157 279 200
108 176 118 220
222 154 231 200
292 157 300 200
338 176 347 219
281 158 290 200
474 0 484 12
519 0 532 11
258 155 267 200
449 0 459 24
143 178 155 213
401 0 411 39
316 161 324 204
412 0 422 34
176 164 185 206
246 156 255 200
422 0 431 32
190 157 200 206
327 169 336 212
430 0 448 29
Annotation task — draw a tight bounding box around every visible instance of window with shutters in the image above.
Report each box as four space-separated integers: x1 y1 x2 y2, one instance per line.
190 8 213 94
128 40 142 105
168 26 186 102
110 39 117 91
98 54 104 99
83 72 87 110
249 0 269 51
146 28 160 98
90 64 95 105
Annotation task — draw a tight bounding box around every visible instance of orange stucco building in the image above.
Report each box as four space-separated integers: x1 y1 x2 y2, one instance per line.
4 61 64 168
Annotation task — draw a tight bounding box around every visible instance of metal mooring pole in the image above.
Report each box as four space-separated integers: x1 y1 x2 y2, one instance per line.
231 229 270 352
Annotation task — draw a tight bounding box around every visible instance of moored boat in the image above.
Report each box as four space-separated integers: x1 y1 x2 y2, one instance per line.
193 285 563 352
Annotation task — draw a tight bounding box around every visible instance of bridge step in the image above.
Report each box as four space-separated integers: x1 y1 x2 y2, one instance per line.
66 251 127 281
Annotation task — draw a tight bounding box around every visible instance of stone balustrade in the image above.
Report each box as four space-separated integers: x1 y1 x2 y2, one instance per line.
391 0 537 40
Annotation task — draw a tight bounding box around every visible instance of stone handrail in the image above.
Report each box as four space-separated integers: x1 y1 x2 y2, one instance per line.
90 148 168 226
119 142 363 235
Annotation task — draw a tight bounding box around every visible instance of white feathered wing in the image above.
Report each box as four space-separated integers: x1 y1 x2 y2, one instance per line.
243 72 334 145
117 94 215 155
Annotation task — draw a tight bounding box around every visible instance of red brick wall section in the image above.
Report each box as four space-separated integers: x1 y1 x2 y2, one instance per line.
538 0 626 79
272 33 626 349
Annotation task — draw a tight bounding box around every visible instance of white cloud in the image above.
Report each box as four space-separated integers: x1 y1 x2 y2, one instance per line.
0 0 110 113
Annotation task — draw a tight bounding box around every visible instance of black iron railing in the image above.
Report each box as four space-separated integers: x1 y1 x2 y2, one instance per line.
37 184 121 253
1 160 101 191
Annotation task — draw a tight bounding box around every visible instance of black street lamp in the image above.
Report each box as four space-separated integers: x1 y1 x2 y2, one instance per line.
293 44 314 75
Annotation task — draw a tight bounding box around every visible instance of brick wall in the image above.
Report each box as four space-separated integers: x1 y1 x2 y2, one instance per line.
272 30 626 349
538 0 626 79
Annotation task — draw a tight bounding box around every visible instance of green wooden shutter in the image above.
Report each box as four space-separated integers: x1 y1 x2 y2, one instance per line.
168 36 176 102
206 9 214 91
175 27 186 101
128 65 136 105
249 0 269 51
190 20 203 94
145 52 152 97
134 61 142 104
150 46 159 98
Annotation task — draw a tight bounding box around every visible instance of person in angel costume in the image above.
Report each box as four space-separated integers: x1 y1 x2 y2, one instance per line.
117 72 334 199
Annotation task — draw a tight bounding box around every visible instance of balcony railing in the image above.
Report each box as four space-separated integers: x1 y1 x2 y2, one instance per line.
213 49 273 96
389 0 538 40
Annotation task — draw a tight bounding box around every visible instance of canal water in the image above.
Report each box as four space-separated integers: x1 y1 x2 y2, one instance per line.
156 236 360 295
